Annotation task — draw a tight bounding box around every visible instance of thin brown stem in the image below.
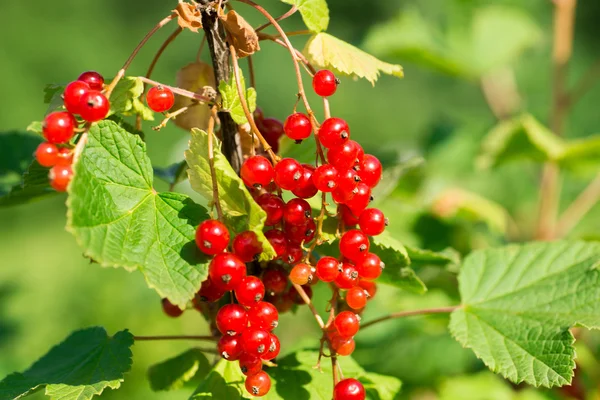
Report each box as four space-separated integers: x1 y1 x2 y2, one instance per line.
555 172 600 237
133 335 218 342
137 76 214 103
257 33 317 75
254 5 298 33
247 55 256 88
146 27 183 81
536 0 577 240
360 306 460 331
104 14 175 98
292 283 325 329
152 105 192 131
228 43 279 162
566 58 600 107
208 107 225 221
332 356 340 385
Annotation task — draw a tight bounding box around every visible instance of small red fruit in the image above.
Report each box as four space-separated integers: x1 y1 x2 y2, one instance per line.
218 335 243 361
241 329 271 357
334 311 360 338
283 198 312 226
248 301 279 331
197 277 226 302
77 71 104 90
209 253 246 291
339 230 370 261
357 154 382 188
262 333 281 360
292 164 318 199
274 158 302 190
195 219 230 255
232 231 263 262
284 112 312 141
335 263 359 289
245 370 271 397
289 263 313 285
161 298 183 317
312 164 339 192
146 86 175 112
79 90 110 122
235 276 265 307
63 81 90 115
355 252 383 280
262 267 288 294
334 378 365 400
241 155 274 188
264 230 287 258
316 256 341 282
239 353 263 376
42 111 76 144
346 287 368 310
216 304 248 336
49 164 73 192
35 142 59 167
318 117 350 149
313 70 338 97
256 194 284 226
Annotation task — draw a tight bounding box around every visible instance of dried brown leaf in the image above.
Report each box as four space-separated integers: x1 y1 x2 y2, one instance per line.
221 10 260 58
173 3 202 33
173 62 215 132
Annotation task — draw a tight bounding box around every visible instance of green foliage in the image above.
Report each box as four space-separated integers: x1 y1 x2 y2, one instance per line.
303 33 404 85
189 359 251 399
439 372 550 400
148 349 211 392
450 241 600 387
0 132 42 196
67 120 211 307
0 161 57 207
0 327 133 400
280 0 329 33
153 161 188 187
185 128 276 261
364 5 541 79
219 73 257 125
404 245 460 269
479 114 600 171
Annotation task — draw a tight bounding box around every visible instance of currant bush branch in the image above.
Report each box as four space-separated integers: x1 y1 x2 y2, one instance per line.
208 106 225 221
137 76 215 103
254 5 298 33
359 306 460 331
104 14 175 98
152 105 193 131
555 171 600 237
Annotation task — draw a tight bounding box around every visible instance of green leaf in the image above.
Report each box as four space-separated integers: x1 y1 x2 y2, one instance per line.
371 233 426 294
0 327 133 400
109 76 154 121
439 372 549 400
405 245 460 269
0 132 42 195
280 0 329 32
219 73 256 125
449 241 600 387
26 121 43 136
364 6 541 79
67 120 210 307
303 33 404 85
189 359 251 399
185 129 276 261
154 161 188 187
191 351 401 400
148 349 211 392
431 188 509 233
557 134 600 170
43 84 65 112
0 161 57 208
477 114 565 169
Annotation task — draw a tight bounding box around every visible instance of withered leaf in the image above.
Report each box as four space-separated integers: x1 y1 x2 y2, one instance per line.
221 10 260 58
173 2 202 33
172 62 215 132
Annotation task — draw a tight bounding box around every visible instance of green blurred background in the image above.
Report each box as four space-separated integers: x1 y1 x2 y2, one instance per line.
1 0 600 398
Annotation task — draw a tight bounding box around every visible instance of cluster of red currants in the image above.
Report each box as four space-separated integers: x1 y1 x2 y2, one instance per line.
162 70 385 399
35 71 109 191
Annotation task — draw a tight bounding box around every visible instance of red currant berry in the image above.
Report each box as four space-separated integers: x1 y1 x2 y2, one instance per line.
261 117 284 141
49 164 73 192
334 311 360 338
357 154 382 188
345 183 372 216
77 71 104 90
335 263 359 289
35 142 59 167
327 140 361 171
283 244 303 265
334 378 365 400
339 230 370 261
42 112 76 144
262 333 281 360
56 147 73 166
346 287 368 310
283 198 312 226
284 112 312 141
253 107 264 122
195 219 230 255
335 169 361 201
197 277 226 302
339 205 360 226
355 252 383 280
264 230 287 258
241 155 274 188
289 263 313 285
239 352 263 376
161 298 183 317
248 301 279 331
232 231 262 262
63 81 90 115
286 218 316 244
209 253 246 291
79 91 110 122
235 276 265 307
218 334 243 361
359 208 387 236
262 267 288 294
292 164 319 199
316 256 341 282
256 194 284 226
216 304 248 336
358 280 377 299
274 158 302 190
146 86 175 112
313 164 339 192
313 70 338 97
245 370 271 397
318 118 349 149
241 329 271 357
331 332 356 356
